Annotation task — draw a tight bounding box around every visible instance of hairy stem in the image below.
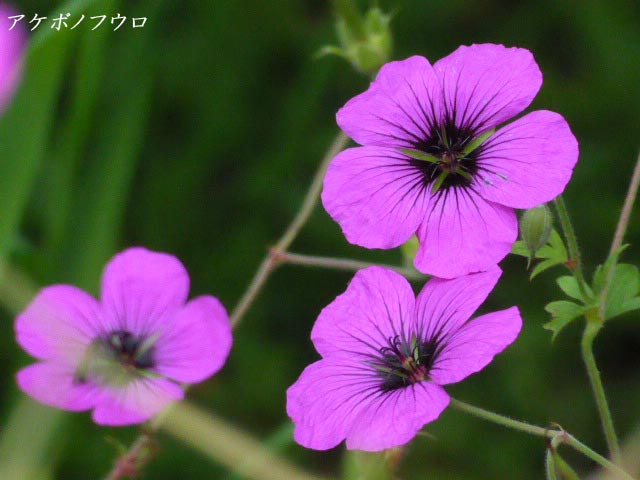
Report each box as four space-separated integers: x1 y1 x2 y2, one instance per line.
230 132 349 328
450 398 634 479
554 194 622 461
607 151 640 258
449 398 551 438
582 320 622 464
599 151 640 318
553 196 588 296
279 251 426 281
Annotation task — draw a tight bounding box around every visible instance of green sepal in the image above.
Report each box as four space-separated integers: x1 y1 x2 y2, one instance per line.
431 171 449 193
461 129 495 155
398 148 439 163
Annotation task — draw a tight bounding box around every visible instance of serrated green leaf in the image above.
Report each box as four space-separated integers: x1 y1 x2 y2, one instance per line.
544 301 587 340
531 258 564 279
605 263 640 320
513 230 569 279
557 276 593 301
593 244 629 293
615 297 640 318
511 240 530 257
556 276 582 300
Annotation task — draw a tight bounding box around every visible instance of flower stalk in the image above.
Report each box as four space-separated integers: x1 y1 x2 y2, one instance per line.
582 315 622 464
277 251 425 281
553 196 589 297
450 398 634 480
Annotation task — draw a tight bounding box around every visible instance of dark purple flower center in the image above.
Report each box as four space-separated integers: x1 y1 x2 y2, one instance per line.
104 330 155 370
372 335 438 392
409 120 482 191
73 330 155 385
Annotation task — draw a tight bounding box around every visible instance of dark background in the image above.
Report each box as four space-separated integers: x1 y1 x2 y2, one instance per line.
0 0 639 478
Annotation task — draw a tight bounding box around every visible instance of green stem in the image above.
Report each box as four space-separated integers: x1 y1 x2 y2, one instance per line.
274 132 349 253
553 196 589 297
279 251 426 281
582 320 622 464
599 151 640 319
229 132 349 328
607 151 640 258
450 398 634 479
449 398 551 438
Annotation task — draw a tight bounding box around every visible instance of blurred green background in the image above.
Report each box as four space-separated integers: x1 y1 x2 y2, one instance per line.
0 0 639 478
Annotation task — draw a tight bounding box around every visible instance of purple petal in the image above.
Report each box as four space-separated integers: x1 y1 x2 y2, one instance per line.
322 146 431 249
475 110 579 209
92 378 184 426
287 357 379 450
414 191 517 278
415 269 502 341
16 362 100 411
430 307 522 385
433 44 541 131
337 56 442 148
311 267 415 358
100 247 189 336
345 382 450 451
0 4 26 113
15 285 102 364
153 296 232 383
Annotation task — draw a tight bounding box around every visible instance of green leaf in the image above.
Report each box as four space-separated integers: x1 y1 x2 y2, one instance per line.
544 301 587 340
557 276 593 301
614 297 640 318
605 263 640 320
544 229 570 260
512 230 569 279
511 240 530 257
593 244 629 293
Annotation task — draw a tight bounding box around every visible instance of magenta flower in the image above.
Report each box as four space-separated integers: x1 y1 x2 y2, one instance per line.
322 44 578 278
287 267 521 451
15 247 232 426
0 3 27 113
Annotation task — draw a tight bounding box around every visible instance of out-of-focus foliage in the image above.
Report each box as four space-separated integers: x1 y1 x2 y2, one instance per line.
0 0 639 479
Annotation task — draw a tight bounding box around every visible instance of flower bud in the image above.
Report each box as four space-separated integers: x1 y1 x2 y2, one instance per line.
520 204 553 260
319 1 392 76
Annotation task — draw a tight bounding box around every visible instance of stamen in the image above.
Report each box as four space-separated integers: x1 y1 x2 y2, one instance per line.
375 334 438 392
